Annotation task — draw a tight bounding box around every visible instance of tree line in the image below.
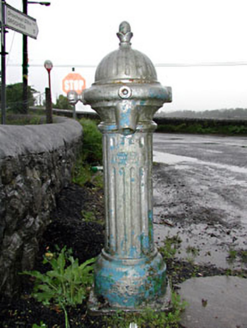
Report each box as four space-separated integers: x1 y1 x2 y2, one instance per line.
159 108 247 120
0 83 73 114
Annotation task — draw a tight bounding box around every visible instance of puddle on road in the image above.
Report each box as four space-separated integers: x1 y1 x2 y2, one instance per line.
153 151 247 174
153 151 199 165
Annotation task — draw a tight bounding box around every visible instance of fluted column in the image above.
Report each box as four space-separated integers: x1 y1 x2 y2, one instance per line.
101 127 154 259
90 121 168 309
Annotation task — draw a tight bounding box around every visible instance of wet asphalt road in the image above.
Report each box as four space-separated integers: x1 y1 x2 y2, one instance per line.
154 133 247 168
152 133 247 269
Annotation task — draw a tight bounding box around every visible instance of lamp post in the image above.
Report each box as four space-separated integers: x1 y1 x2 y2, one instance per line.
44 59 53 123
22 0 50 114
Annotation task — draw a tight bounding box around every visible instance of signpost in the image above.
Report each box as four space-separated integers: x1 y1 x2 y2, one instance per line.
1 2 38 124
1 1 6 124
62 73 86 95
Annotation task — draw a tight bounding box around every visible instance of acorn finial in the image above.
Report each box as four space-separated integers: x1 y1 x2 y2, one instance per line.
117 21 133 45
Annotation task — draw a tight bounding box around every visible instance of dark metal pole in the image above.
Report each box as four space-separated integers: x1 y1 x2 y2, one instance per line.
44 60 53 123
73 104 76 119
45 87 52 123
23 0 28 114
48 70 52 103
48 71 53 123
1 0 6 124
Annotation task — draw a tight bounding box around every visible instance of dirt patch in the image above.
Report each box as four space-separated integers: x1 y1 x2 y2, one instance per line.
0 183 105 328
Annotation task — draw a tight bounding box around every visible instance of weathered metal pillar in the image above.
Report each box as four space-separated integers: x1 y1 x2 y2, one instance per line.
83 22 172 311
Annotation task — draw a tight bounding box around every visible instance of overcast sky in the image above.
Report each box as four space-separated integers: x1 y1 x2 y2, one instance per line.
4 0 247 112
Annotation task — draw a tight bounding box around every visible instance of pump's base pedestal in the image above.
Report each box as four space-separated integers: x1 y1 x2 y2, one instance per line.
88 279 172 316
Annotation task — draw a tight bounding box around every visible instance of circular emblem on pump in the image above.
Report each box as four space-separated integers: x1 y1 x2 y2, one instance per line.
118 86 132 99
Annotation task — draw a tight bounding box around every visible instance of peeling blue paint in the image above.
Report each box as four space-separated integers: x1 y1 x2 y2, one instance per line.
119 106 131 128
148 89 167 100
141 233 150 251
105 124 118 131
109 234 116 251
128 245 139 258
148 210 154 242
120 137 125 145
94 252 167 307
111 155 117 164
117 152 128 165
129 137 135 145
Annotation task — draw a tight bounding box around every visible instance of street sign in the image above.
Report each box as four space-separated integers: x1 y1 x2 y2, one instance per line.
62 73 86 95
5 4 39 39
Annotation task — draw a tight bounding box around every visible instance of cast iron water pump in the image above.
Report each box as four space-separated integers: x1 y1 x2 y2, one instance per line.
83 21 172 312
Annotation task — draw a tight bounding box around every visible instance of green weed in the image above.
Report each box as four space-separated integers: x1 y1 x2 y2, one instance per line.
81 210 97 222
22 247 95 328
32 322 47 328
104 291 187 328
79 118 102 164
239 250 247 264
72 160 104 189
226 247 247 266
227 248 238 264
186 246 198 256
159 234 182 261
81 210 104 225
91 171 104 189
72 160 92 186
72 118 103 187
186 246 199 263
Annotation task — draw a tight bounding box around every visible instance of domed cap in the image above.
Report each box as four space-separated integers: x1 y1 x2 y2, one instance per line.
94 22 158 84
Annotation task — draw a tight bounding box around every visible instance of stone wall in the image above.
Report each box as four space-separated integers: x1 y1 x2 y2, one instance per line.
0 117 83 298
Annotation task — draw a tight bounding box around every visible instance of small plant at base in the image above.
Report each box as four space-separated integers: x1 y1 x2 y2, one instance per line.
159 234 182 261
186 246 198 256
239 250 247 264
72 160 91 186
186 246 199 263
32 322 47 328
22 247 95 328
81 209 104 225
104 291 187 328
81 210 97 222
91 171 104 189
227 247 238 264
